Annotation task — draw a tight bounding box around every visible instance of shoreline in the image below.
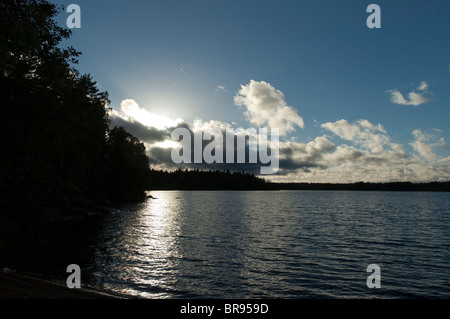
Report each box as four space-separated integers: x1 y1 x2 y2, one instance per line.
146 181 450 192
0 269 121 299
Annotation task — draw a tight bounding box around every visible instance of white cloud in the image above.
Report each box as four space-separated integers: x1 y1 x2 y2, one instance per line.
389 90 430 106
321 119 389 153
279 136 336 169
410 129 448 162
439 156 450 163
215 85 228 93
107 95 450 183
116 99 183 130
271 119 450 183
417 81 429 91
234 80 304 135
138 114 450 183
192 118 232 133
388 81 432 106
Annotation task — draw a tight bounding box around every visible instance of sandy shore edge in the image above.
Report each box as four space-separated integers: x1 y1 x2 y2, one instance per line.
0 268 121 299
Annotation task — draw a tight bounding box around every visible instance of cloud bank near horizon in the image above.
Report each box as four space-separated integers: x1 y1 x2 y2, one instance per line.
108 80 450 183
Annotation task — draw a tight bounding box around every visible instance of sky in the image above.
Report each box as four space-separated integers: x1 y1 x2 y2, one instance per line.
54 0 450 182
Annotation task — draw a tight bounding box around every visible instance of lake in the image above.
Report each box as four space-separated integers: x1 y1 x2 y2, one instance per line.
68 190 450 298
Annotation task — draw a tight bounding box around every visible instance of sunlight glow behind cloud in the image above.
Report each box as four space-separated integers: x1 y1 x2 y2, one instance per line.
119 99 184 130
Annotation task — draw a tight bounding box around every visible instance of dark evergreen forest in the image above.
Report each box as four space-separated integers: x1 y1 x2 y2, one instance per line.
1 0 152 212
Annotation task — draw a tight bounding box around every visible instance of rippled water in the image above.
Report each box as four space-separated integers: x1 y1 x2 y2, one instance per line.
82 190 450 298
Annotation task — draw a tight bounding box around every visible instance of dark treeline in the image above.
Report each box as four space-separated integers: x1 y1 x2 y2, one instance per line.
146 169 450 192
272 181 450 192
0 0 150 215
147 169 271 190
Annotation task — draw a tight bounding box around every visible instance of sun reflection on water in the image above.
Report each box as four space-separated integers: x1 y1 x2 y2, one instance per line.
122 192 182 298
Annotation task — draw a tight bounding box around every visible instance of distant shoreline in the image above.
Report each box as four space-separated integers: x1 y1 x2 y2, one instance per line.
147 181 450 192
270 181 450 192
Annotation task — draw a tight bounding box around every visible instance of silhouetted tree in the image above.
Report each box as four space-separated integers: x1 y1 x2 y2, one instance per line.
105 127 150 201
0 0 150 214
146 168 271 190
1 0 80 208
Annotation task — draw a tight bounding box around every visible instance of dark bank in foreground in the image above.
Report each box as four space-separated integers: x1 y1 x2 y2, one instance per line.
0 266 446 319
0 269 118 299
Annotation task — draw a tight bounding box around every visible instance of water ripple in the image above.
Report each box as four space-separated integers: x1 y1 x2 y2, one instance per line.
86 190 450 298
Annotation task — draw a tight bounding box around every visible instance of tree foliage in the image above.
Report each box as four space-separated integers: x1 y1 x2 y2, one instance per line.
147 169 271 190
0 0 150 212
105 127 151 201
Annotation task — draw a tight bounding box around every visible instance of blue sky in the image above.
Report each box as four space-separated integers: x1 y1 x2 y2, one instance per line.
54 0 450 182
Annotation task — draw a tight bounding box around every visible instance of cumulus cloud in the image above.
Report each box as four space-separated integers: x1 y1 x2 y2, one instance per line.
389 91 430 106
388 81 432 106
410 129 448 162
108 88 450 183
271 119 450 183
273 138 449 183
146 119 270 173
411 129 436 161
234 80 304 135
108 98 279 173
321 119 389 153
279 136 335 171
108 99 187 152
417 81 429 91
109 109 171 144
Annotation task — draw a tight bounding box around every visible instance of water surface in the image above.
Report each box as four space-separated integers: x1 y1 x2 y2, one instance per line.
78 190 450 298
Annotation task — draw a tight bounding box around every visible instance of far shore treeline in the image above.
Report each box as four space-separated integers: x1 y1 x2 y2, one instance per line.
1 0 449 220
147 169 450 192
